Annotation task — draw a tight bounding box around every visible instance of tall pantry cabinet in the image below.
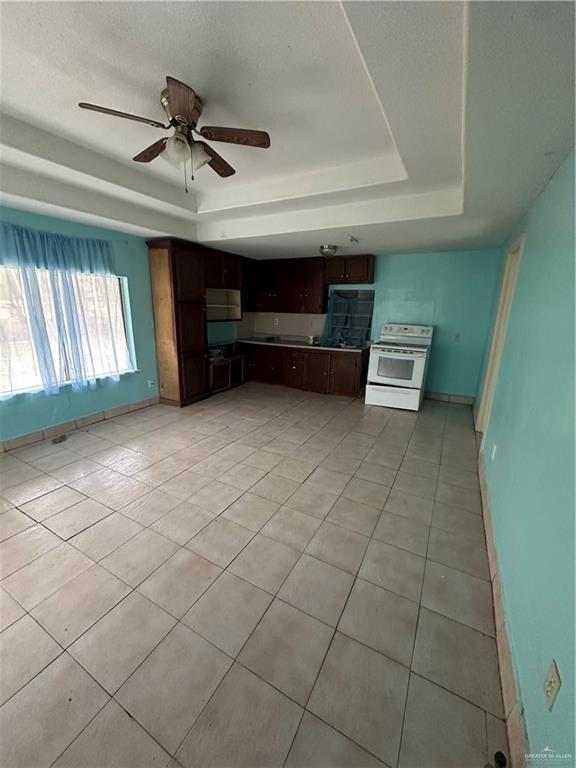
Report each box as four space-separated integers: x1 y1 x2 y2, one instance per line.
148 239 209 406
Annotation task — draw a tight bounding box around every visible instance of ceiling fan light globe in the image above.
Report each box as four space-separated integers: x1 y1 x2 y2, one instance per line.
163 134 190 165
191 143 211 171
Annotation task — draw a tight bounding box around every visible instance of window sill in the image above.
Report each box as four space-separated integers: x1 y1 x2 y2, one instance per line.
1 368 141 401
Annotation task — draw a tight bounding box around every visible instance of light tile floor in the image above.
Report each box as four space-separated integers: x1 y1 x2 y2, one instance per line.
0 383 509 767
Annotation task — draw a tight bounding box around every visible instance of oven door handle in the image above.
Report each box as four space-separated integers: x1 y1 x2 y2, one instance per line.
372 350 426 359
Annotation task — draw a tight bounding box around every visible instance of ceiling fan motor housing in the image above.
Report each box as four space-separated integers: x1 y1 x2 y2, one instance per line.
161 87 203 126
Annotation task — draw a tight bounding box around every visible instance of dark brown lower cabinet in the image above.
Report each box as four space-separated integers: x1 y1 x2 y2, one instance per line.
240 343 368 397
306 351 331 394
328 353 360 396
180 353 209 404
284 350 307 389
247 345 283 384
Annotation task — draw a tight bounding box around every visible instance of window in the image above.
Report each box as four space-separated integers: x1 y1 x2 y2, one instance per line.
0 266 133 397
322 290 375 347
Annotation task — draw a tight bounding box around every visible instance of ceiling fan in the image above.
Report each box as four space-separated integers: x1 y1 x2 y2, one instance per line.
78 76 270 184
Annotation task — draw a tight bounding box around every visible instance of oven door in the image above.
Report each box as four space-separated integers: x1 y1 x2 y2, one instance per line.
368 347 427 388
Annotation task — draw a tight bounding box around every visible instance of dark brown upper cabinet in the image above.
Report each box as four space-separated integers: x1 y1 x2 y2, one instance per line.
242 257 260 312
289 258 325 313
324 254 374 285
242 257 326 314
204 248 241 290
172 243 205 302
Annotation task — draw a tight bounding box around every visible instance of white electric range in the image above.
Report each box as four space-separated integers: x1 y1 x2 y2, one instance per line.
365 323 434 411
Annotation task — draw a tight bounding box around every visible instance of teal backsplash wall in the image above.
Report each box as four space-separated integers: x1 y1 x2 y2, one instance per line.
481 151 575 757
207 321 237 346
334 248 504 397
372 250 504 397
0 206 159 441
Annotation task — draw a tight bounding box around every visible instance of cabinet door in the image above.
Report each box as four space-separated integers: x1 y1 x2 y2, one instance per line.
273 260 294 312
266 347 284 383
284 349 306 389
180 353 209 402
329 352 360 396
290 258 324 313
242 258 260 312
173 247 206 301
223 253 241 289
256 262 278 311
324 257 346 284
305 351 331 393
245 345 282 383
251 346 269 381
175 303 207 353
346 255 374 284
204 250 224 289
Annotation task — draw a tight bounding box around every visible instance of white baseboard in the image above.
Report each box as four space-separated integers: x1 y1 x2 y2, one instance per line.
425 391 475 405
479 454 529 768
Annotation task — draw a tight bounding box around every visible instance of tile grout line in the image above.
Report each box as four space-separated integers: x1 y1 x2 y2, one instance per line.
2 391 492 768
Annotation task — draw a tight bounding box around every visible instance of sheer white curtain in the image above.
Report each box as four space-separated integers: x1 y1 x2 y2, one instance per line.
0 266 132 398
0 266 43 395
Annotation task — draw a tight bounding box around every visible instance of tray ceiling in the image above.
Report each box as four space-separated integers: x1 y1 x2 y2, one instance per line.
0 1 573 256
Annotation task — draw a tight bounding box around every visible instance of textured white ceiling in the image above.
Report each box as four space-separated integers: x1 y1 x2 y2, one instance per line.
0 1 397 187
0 1 573 256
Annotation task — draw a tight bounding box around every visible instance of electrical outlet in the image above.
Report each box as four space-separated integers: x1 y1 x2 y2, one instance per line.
544 660 561 710
491 444 497 461
147 378 156 389
273 318 279 326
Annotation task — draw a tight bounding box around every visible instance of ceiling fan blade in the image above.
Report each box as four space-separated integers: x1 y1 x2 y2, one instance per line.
165 77 201 125
78 102 169 129
198 126 270 148
196 141 236 177
133 138 168 163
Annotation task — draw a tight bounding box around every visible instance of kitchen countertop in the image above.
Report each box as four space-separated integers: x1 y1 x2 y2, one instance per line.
237 337 369 353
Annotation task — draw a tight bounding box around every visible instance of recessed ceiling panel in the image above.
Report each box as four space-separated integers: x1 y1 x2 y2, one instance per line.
0 1 397 189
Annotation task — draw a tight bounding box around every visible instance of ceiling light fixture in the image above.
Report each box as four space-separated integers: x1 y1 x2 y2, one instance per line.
161 135 209 170
162 134 190 167
190 142 211 171
319 244 338 257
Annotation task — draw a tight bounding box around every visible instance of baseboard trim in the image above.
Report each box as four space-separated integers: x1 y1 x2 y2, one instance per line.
0 396 161 452
479 454 529 768
425 391 475 405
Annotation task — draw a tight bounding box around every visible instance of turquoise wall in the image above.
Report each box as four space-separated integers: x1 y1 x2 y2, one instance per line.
482 152 575 756
333 249 504 397
0 207 159 441
207 321 237 346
